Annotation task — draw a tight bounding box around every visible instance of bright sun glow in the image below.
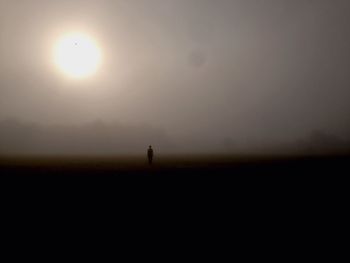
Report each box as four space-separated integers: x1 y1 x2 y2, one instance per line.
54 33 101 79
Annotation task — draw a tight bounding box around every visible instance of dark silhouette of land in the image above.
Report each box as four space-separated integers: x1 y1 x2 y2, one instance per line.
1 154 348 202
1 154 348 177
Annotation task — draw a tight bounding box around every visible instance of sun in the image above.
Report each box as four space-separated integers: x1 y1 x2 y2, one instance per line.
54 33 102 79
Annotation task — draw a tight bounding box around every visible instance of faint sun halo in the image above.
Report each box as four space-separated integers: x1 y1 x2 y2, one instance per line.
54 33 102 79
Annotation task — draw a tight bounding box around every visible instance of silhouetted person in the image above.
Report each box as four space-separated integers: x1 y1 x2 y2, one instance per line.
147 145 154 165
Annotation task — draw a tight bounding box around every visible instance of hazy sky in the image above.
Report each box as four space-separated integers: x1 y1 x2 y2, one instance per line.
1 0 350 150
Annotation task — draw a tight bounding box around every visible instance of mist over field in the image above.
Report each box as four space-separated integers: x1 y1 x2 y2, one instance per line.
1 0 350 155
0 119 349 155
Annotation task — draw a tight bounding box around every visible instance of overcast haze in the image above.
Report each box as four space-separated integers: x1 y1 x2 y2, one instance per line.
1 0 350 154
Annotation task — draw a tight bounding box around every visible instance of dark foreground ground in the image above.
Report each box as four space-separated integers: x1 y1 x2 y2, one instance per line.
0 155 350 177
0 154 348 208
0 154 349 176
1 154 348 189
1 155 347 248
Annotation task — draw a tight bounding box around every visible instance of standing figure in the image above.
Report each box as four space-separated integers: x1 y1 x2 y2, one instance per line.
147 145 154 165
